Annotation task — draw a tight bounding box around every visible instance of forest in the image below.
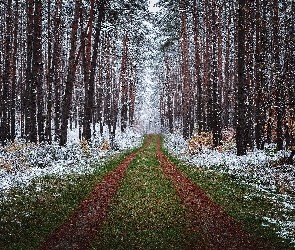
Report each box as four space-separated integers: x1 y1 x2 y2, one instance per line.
0 0 295 249
0 0 150 148
156 0 295 156
0 0 295 157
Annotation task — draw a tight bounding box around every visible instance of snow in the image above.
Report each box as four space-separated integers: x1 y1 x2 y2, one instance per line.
149 0 160 13
136 71 161 134
0 128 143 196
164 132 295 245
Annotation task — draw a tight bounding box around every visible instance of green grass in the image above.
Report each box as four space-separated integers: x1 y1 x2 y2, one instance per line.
92 135 200 249
0 145 143 250
2 134 293 250
160 136 294 250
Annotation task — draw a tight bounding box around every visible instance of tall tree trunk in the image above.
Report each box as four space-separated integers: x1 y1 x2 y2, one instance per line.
129 66 136 126
25 0 35 142
254 0 265 149
97 46 104 136
82 0 95 141
165 55 173 133
236 0 247 155
46 0 53 143
244 0 254 150
110 40 119 145
223 2 231 128
104 33 112 134
204 2 212 132
53 0 62 141
120 33 129 133
11 0 18 141
180 0 191 139
273 0 284 150
34 0 44 142
193 0 202 132
1 0 13 145
286 0 295 148
86 0 106 138
60 0 82 146
212 2 222 147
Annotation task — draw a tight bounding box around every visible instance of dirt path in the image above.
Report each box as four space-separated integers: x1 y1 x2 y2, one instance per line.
39 134 257 249
38 135 151 250
156 135 256 250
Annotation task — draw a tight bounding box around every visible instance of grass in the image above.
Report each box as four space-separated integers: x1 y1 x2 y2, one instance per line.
161 135 294 250
91 135 200 249
0 145 143 250
2 134 293 249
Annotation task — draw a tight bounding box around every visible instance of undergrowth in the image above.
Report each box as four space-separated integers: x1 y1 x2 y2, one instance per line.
0 145 142 250
160 135 294 250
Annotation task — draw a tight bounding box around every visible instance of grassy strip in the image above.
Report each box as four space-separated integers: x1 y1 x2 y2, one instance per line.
161 135 293 250
0 143 144 250
92 135 200 249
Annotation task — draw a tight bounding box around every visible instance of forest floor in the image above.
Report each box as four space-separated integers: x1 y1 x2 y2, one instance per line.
1 134 293 249
38 134 254 250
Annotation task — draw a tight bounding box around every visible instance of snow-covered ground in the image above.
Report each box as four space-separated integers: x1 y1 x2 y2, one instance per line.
164 132 295 245
0 128 143 196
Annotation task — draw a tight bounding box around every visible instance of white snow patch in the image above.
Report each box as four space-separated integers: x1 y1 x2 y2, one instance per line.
0 128 143 195
164 132 295 246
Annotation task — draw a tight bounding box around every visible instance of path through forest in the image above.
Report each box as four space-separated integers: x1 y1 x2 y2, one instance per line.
38 135 256 250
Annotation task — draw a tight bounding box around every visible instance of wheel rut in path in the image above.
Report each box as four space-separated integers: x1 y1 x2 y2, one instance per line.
38 135 151 250
156 135 256 250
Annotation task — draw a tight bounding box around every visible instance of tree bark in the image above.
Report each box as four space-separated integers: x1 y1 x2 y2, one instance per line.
82 0 95 141
193 0 202 132
52 0 62 141
85 0 106 139
120 33 129 133
33 0 44 142
1 0 13 145
254 0 267 150
129 66 136 127
180 0 191 140
212 2 222 147
236 0 247 155
60 0 82 146
46 0 53 143
11 0 18 141
273 0 284 150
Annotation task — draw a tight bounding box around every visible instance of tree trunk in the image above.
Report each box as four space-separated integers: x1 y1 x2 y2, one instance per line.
120 33 129 133
82 0 95 141
286 0 295 148
86 0 106 138
34 0 44 142
193 0 202 132
165 55 173 133
236 0 247 155
204 2 212 132
60 0 82 146
46 0 53 143
254 0 264 149
223 3 231 128
53 0 62 141
1 0 13 145
273 0 284 150
129 66 136 126
180 0 191 140
244 0 254 150
212 2 222 147
11 0 18 141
